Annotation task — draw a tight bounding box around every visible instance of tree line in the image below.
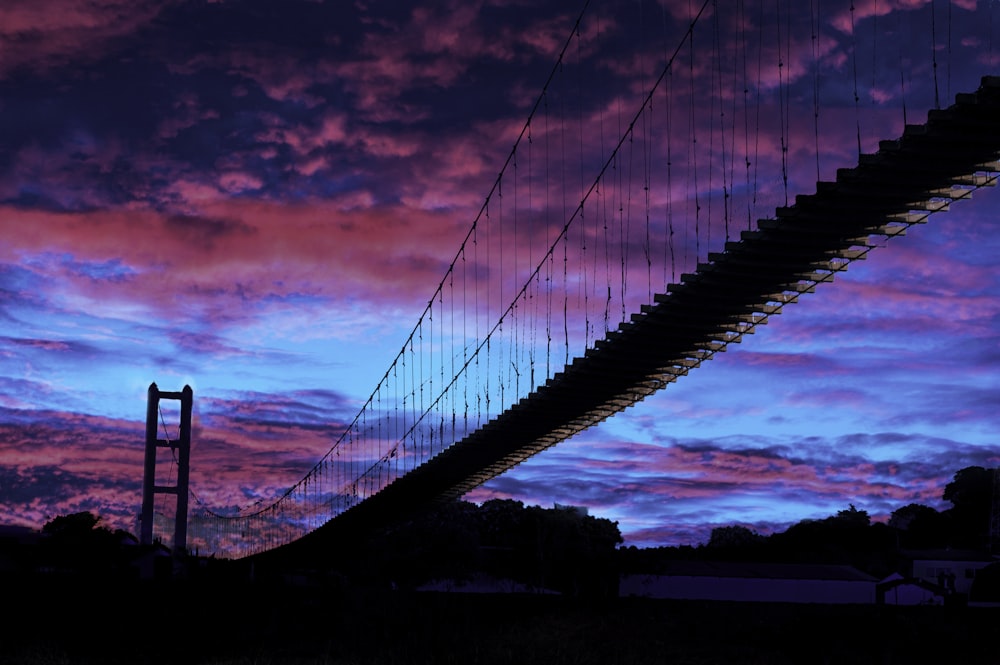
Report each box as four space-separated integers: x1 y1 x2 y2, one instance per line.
332 498 623 597
7 465 997 596
620 465 999 582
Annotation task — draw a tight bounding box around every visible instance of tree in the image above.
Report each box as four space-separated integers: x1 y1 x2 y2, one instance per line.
359 499 481 587
767 504 885 570
523 504 621 596
888 503 938 531
338 499 622 596
889 503 947 548
942 466 994 548
706 525 764 552
943 466 994 511
833 504 870 528
42 511 103 537
40 511 122 574
478 498 529 549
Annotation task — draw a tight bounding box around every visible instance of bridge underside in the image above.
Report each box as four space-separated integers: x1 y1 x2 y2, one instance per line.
265 77 1000 563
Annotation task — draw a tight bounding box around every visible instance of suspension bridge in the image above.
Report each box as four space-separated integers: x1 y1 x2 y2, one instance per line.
146 0 1000 560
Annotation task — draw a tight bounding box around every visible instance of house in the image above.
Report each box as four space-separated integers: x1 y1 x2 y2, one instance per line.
876 573 946 605
619 560 878 604
416 572 558 594
130 540 173 580
901 549 996 596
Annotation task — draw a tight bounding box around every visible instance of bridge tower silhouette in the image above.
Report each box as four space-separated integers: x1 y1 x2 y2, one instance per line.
140 382 193 555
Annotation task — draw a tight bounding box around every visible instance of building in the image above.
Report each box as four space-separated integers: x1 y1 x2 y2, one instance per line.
620 560 878 604
417 572 558 594
901 549 996 596
876 573 946 605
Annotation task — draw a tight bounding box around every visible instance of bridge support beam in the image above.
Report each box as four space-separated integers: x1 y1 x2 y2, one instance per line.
139 382 193 558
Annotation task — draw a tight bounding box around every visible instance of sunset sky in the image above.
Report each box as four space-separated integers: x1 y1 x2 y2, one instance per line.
2 0 999 550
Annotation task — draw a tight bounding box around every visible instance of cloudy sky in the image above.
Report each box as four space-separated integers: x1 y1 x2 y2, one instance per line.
2 0 999 551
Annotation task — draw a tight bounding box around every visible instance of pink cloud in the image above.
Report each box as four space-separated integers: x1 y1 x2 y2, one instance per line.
0 0 174 76
253 112 350 156
828 0 929 34
0 199 475 331
0 142 124 210
0 387 363 534
325 3 581 122
164 3 540 122
217 172 264 194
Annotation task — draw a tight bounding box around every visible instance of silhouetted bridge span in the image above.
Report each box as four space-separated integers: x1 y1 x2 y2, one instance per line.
170 0 1000 561
266 77 1000 562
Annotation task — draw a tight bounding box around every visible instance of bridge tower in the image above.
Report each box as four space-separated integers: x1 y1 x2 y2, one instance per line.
139 382 193 555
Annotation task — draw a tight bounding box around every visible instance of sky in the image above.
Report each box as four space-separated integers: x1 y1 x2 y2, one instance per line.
1 0 999 551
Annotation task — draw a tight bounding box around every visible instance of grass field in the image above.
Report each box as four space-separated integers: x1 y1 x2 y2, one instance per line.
5 576 999 664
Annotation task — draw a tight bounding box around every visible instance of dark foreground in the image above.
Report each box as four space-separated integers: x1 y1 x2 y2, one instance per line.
5 576 999 665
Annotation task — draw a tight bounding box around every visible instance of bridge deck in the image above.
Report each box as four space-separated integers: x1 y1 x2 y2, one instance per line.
271 76 1000 561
